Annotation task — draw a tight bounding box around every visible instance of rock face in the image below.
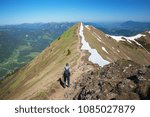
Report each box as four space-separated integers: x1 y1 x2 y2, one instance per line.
72 60 150 100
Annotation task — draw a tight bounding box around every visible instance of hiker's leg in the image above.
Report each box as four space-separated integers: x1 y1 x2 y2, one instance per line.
64 76 66 88
67 76 70 87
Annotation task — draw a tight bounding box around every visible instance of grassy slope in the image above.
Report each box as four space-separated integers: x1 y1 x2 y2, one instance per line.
0 23 73 78
84 26 150 65
0 23 80 99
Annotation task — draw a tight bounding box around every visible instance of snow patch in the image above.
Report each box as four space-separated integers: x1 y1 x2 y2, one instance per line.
117 49 120 53
125 34 146 47
146 31 150 34
125 34 146 40
107 34 146 47
85 25 90 30
92 32 103 43
126 40 132 44
93 32 101 39
106 35 125 42
79 23 109 67
102 47 109 54
107 34 145 42
129 64 132 67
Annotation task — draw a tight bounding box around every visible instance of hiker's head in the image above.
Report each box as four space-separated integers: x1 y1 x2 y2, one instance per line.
66 63 69 66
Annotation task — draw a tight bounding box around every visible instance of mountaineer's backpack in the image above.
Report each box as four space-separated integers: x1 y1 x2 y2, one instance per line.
64 67 70 77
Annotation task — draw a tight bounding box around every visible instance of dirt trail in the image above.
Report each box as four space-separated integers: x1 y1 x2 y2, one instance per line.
48 24 92 99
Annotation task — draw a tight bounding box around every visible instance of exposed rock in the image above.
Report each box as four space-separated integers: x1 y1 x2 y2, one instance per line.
71 60 150 100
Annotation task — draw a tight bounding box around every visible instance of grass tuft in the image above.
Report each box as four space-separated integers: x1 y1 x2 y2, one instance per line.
66 49 71 56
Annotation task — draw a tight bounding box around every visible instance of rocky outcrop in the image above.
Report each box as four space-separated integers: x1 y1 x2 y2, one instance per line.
71 60 150 100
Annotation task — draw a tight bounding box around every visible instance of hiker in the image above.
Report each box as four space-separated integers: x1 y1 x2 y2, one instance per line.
63 63 70 88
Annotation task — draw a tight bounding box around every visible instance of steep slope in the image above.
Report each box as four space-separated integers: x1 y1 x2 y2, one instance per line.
0 23 150 100
0 23 84 99
83 25 150 65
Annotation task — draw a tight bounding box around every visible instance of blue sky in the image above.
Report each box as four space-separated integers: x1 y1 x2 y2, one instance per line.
0 0 150 25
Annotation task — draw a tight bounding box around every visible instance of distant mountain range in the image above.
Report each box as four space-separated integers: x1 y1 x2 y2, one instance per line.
86 21 150 36
121 21 150 29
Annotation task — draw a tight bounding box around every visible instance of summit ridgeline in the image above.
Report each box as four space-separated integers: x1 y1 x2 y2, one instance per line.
0 23 150 100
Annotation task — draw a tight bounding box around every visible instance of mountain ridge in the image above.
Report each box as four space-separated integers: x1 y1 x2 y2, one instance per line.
0 22 150 100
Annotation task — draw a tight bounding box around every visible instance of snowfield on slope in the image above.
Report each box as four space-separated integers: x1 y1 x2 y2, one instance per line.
107 33 150 54
79 23 109 67
107 34 146 47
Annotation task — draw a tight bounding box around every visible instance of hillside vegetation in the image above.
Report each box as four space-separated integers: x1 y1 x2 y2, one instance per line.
0 23 80 99
0 23 74 78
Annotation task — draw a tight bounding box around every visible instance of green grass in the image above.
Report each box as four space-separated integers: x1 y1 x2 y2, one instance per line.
0 23 80 99
66 49 71 56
